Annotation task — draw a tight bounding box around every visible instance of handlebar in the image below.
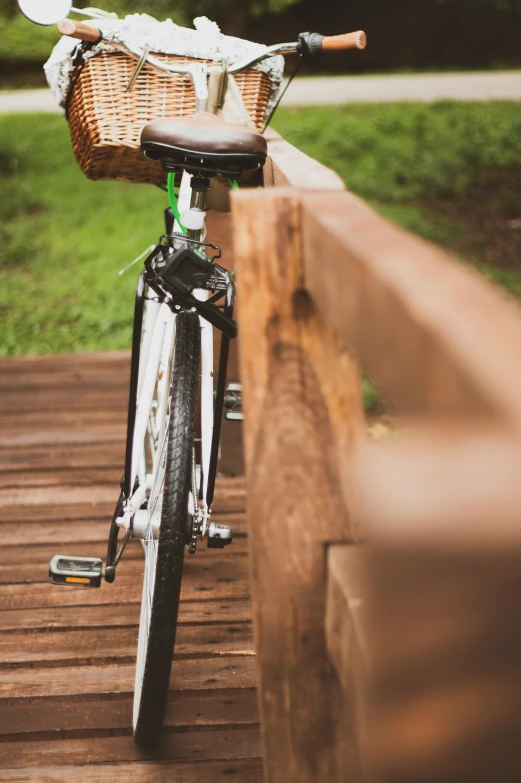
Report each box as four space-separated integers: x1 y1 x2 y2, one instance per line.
322 31 367 51
58 18 102 43
56 19 367 75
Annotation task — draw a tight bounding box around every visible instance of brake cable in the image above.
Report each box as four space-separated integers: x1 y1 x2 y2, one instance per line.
262 59 303 133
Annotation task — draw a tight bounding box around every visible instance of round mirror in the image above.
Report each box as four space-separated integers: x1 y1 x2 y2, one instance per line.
18 0 72 26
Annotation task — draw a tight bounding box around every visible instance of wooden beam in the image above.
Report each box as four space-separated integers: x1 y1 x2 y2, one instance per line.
352 427 521 782
352 424 521 546
326 544 368 779
232 187 363 783
263 128 345 191
302 191 521 428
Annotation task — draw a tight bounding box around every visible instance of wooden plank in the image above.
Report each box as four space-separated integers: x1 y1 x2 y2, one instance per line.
326 546 368 689
232 187 363 783
0 483 246 512
0 367 129 387
0 502 114 522
354 428 521 782
1 536 248 565
0 551 248 585
0 443 125 472
0 416 127 440
0 598 252 632
1 759 264 782
263 128 345 191
0 558 250 606
0 468 123 490
0 520 110 546
0 494 245 523
0 373 128 392
0 484 126 507
0 656 256 698
353 425 521 545
0 691 259 739
0 728 261 768
0 388 128 413
302 191 521 426
0 623 253 666
325 545 367 780
0 513 247 546
366 546 521 782
0 428 126 449
0 350 130 372
0 344 254 773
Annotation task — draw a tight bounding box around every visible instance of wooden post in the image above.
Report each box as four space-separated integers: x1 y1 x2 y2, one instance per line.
232 188 364 782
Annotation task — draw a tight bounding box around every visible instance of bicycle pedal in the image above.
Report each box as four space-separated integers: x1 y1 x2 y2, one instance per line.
224 382 242 422
225 411 244 422
207 522 232 549
48 555 103 588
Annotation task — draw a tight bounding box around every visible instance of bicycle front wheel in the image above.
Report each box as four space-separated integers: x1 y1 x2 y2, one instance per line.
133 309 200 746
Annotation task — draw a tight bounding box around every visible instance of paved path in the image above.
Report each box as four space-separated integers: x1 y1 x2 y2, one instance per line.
0 71 520 113
284 70 521 105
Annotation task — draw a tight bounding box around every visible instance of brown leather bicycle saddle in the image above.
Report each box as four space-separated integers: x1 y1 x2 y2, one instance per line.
141 112 268 178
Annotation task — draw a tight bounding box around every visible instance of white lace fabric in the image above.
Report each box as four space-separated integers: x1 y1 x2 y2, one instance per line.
44 14 284 117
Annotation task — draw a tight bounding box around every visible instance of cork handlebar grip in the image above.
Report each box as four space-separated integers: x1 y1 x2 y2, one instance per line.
322 31 367 51
57 19 102 44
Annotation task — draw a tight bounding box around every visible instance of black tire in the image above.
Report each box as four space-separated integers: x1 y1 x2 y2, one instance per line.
133 310 200 746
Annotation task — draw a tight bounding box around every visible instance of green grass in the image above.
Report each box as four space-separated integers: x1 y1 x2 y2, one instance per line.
275 102 521 202
0 114 166 355
274 101 521 294
1 102 520 356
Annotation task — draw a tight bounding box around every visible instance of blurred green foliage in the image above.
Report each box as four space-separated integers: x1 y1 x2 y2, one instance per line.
0 102 520 356
0 0 301 27
0 14 60 60
274 101 521 205
2 0 521 72
0 113 166 355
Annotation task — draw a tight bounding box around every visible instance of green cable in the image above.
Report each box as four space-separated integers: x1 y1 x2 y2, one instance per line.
167 172 187 234
168 174 238 234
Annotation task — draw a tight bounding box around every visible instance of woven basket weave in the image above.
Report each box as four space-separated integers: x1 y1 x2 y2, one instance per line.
67 51 272 185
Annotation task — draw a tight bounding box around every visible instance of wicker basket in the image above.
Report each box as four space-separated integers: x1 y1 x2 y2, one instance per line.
66 51 272 185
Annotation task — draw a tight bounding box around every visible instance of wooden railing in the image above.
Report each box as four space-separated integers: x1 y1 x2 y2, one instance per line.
229 129 521 782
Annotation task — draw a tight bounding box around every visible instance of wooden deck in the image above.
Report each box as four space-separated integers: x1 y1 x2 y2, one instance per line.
0 351 261 781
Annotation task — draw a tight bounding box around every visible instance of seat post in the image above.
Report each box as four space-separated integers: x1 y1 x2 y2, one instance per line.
188 176 210 241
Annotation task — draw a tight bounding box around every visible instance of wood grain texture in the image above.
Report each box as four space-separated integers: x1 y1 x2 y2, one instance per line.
0 623 253 666
2 536 248 565
232 187 363 783
0 347 258 778
0 552 249 587
1 759 264 782
0 656 256 699
0 692 259 740
0 561 249 607
0 728 261 768
0 598 252 632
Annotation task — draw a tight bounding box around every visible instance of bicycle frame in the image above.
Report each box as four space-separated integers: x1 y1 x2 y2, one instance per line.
106 174 221 571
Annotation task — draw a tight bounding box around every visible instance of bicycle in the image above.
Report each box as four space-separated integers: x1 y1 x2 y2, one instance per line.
19 0 366 746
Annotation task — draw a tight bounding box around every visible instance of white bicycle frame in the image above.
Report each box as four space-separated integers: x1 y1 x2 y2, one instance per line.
124 168 214 536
